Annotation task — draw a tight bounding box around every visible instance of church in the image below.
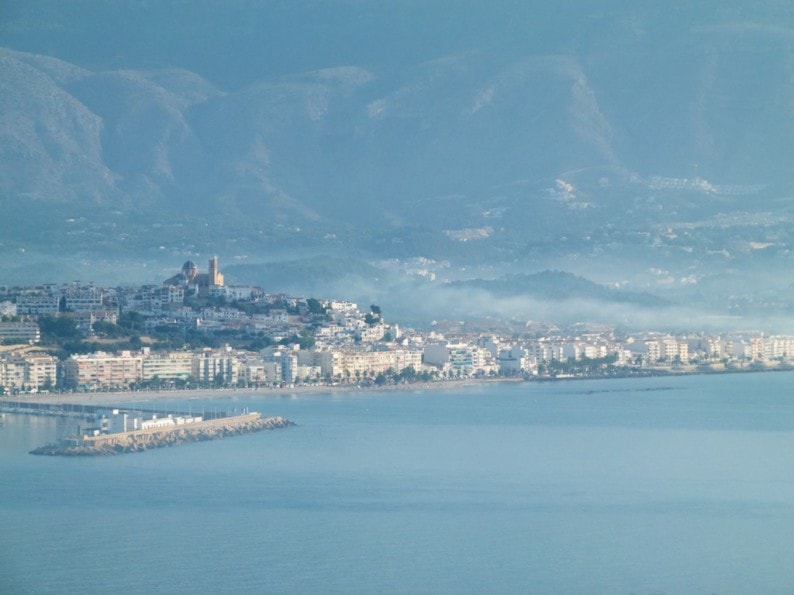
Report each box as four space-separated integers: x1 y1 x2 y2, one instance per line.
164 257 224 295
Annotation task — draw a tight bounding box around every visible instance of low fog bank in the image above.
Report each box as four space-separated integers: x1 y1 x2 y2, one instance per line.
342 280 794 334
241 262 794 334
4 253 793 335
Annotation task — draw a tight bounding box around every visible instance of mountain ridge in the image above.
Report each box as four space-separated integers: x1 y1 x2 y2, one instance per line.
2 2 794 325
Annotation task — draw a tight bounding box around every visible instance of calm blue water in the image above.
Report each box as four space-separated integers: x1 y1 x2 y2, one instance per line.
2 372 794 594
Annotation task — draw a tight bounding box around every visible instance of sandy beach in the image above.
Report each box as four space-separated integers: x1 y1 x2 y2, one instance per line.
1 379 514 407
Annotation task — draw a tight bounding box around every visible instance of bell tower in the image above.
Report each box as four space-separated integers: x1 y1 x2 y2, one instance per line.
208 256 224 287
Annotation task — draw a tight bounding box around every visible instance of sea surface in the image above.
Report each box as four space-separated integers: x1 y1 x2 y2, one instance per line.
2 372 794 594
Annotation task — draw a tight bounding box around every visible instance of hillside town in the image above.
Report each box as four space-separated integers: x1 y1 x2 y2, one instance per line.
1 258 793 395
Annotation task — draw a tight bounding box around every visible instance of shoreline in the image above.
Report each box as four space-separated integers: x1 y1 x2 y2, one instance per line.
2 364 790 407
2 378 506 407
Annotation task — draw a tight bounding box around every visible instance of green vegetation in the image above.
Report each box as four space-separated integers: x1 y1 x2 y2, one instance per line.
38 316 80 341
535 354 648 378
278 328 315 350
39 313 280 359
369 366 434 386
306 298 326 315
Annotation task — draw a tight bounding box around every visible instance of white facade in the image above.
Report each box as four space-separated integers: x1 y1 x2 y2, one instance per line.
141 352 194 381
0 322 40 343
192 350 240 385
209 285 258 301
63 288 105 312
498 345 528 374
16 294 60 315
63 351 143 389
423 342 497 377
0 352 58 391
0 301 17 317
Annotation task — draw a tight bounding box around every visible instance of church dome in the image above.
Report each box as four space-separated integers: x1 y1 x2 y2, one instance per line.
182 260 199 281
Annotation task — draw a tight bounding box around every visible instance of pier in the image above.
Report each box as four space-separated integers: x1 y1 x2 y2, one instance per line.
2 398 295 456
29 412 295 456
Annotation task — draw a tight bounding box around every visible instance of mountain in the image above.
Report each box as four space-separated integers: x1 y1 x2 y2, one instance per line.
450 271 669 308
1 1 794 327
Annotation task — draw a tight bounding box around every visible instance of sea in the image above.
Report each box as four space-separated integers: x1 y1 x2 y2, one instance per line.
2 371 794 594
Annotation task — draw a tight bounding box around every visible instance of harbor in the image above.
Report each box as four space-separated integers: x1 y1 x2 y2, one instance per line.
0 399 230 420
0 399 294 456
29 412 294 456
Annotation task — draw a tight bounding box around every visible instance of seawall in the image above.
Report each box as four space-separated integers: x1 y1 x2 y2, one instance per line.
30 413 295 456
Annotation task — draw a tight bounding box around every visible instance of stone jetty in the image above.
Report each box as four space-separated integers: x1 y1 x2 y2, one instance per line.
30 413 295 456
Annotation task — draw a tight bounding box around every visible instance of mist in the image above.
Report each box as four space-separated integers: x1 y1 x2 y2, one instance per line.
2 1 794 333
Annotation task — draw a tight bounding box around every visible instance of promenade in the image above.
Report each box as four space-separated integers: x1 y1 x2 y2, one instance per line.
1 378 502 407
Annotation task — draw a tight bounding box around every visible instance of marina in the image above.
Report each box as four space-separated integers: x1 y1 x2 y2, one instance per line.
0 399 229 421
0 399 294 456
29 412 294 456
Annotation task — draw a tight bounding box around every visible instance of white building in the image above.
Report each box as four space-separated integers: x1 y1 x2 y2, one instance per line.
0 301 17 317
192 348 240 385
0 352 58 392
63 351 143 389
423 342 498 377
16 294 60 315
0 322 40 344
63 287 106 313
498 345 529 375
141 351 194 382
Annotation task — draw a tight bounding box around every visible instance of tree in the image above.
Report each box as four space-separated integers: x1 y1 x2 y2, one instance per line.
246 336 274 351
38 316 80 340
298 328 316 350
306 298 326 315
92 320 123 337
279 329 315 350
117 311 145 334
401 365 416 380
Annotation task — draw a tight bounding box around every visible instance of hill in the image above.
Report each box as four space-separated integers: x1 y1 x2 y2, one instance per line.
1 1 793 324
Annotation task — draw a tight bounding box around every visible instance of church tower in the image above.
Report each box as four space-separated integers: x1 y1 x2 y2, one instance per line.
208 256 224 287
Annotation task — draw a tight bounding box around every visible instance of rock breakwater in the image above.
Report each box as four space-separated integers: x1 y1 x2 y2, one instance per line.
30 413 295 456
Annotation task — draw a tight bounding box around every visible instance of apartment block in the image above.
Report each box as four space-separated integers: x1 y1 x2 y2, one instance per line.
63 351 143 389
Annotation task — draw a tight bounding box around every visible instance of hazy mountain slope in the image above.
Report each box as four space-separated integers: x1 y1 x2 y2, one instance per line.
0 49 113 203
451 271 669 308
1 1 794 325
3 34 791 226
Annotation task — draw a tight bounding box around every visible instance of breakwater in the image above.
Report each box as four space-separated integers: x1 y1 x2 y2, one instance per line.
30 413 295 456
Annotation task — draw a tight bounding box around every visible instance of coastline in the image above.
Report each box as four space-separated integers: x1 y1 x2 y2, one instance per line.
3 363 790 408
2 378 513 407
